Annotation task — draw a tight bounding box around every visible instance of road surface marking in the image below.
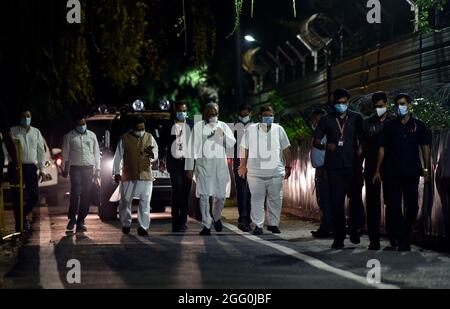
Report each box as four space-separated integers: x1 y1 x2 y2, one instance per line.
223 223 400 289
38 205 65 289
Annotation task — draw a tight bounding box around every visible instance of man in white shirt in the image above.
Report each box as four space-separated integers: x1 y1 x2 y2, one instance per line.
62 114 101 233
113 116 158 236
7 110 45 232
185 103 236 236
238 105 292 235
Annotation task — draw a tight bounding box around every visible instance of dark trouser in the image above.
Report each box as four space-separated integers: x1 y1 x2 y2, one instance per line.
169 161 192 229
8 163 39 231
328 167 354 243
234 168 252 225
364 173 390 244
315 167 333 233
386 176 420 248
348 165 366 232
69 166 93 224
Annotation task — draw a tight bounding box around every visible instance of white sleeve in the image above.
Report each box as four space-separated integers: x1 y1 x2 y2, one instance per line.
93 133 101 170
222 122 236 149
112 139 124 176
36 130 46 172
62 133 71 166
151 136 159 161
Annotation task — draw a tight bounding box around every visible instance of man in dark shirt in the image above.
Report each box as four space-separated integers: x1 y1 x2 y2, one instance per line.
161 102 193 232
0 104 18 184
314 89 363 249
373 93 431 252
361 92 394 250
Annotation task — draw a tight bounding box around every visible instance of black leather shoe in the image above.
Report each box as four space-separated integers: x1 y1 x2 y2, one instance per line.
122 227 131 234
253 227 263 235
137 227 149 236
397 245 411 252
238 222 251 232
311 229 333 239
200 227 211 236
349 233 361 244
214 220 223 232
76 223 87 233
267 226 281 234
331 241 344 250
368 242 381 250
66 219 76 231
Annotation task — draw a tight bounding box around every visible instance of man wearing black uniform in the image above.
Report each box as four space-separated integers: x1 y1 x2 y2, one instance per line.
361 92 394 250
314 89 363 249
373 94 431 252
162 102 193 232
233 104 253 232
0 104 18 184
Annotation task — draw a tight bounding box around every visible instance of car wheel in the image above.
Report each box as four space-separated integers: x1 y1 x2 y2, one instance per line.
151 202 166 213
46 194 59 206
99 201 119 221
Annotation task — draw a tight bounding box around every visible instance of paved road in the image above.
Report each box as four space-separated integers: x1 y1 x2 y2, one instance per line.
2 179 450 289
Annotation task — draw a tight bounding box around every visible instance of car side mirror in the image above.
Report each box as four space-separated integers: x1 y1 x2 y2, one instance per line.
51 148 62 156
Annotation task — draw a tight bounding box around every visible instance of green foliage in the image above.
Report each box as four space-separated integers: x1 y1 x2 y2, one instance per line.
411 84 450 130
98 0 149 91
416 0 448 33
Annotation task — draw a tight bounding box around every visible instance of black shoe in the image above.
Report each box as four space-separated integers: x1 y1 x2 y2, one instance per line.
214 220 223 232
76 223 87 233
383 246 397 251
200 227 211 236
267 226 281 234
331 241 345 250
368 242 381 250
397 245 411 252
311 229 333 239
66 219 77 231
253 227 263 235
137 227 149 236
349 232 361 244
122 227 131 234
238 222 251 232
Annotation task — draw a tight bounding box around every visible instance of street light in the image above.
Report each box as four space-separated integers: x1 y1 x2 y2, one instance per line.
244 35 257 42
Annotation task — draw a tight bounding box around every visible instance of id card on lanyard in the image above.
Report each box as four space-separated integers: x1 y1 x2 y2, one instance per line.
336 116 348 147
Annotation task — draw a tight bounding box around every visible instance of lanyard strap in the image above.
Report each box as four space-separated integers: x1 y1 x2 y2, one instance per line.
335 116 348 140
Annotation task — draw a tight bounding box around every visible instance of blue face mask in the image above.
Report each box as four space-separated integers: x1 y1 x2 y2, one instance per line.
262 117 274 125
176 112 188 121
20 117 31 127
397 105 409 117
335 104 348 114
239 115 251 123
76 124 87 134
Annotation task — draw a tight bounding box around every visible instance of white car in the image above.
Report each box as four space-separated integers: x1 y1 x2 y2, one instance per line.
2 140 60 205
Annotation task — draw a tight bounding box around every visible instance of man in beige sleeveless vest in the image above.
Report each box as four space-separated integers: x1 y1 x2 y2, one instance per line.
113 116 158 236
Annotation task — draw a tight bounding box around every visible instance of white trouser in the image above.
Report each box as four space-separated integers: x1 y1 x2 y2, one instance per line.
199 195 225 229
248 176 284 228
119 180 153 230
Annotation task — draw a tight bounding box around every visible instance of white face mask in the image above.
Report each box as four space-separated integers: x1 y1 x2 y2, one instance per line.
134 130 145 138
376 107 387 117
239 115 250 123
208 116 218 124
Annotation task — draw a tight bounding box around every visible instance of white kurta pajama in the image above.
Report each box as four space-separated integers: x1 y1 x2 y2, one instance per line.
113 133 158 230
185 120 236 229
241 123 291 228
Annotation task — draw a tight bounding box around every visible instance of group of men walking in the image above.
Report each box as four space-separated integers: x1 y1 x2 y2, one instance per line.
311 89 431 251
1 89 431 252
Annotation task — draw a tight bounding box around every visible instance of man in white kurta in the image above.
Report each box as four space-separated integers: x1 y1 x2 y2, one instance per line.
185 103 236 235
113 116 158 236
238 105 292 235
